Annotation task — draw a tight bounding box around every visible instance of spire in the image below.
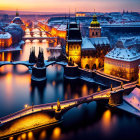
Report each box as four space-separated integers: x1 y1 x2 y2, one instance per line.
16 9 19 17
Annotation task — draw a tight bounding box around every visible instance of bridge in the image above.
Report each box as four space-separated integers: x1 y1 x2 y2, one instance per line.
0 80 137 125
24 27 57 42
0 60 67 68
22 36 57 42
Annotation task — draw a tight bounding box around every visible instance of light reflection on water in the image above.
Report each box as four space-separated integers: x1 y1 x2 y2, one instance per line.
0 41 140 140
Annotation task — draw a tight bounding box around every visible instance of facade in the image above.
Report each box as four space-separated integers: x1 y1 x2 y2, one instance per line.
76 12 86 17
66 22 82 65
11 11 26 31
104 37 140 81
66 15 110 69
38 21 67 38
0 31 12 48
89 15 101 38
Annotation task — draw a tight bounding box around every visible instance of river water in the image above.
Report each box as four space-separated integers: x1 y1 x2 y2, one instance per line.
0 41 140 140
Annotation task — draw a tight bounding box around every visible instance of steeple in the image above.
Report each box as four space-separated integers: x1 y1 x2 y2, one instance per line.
16 9 19 17
90 14 100 27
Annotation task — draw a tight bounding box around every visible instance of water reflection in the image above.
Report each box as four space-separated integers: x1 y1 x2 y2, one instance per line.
52 127 61 139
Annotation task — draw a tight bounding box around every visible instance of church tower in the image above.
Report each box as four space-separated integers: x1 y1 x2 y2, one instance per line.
66 22 82 65
89 15 101 38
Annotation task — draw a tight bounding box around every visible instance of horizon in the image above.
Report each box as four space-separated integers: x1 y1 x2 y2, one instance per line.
0 0 140 14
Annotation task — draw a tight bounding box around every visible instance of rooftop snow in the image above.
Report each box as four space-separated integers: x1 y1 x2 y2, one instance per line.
82 37 95 50
57 24 67 31
106 47 140 61
0 32 11 39
89 37 110 46
116 36 140 49
106 36 140 61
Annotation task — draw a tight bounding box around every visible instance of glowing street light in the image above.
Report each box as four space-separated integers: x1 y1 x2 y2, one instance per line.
24 104 28 109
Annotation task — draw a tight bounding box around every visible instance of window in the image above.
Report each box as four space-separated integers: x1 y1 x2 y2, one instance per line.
96 32 98 36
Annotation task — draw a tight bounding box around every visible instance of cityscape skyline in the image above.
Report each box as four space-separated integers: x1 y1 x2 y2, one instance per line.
0 0 140 14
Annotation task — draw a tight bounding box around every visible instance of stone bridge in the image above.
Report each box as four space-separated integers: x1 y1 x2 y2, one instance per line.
0 60 67 69
0 80 137 125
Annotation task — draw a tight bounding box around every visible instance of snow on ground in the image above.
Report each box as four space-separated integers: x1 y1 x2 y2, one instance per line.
117 101 140 117
123 87 140 111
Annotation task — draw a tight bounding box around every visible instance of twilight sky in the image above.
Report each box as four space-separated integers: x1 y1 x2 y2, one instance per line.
0 0 140 13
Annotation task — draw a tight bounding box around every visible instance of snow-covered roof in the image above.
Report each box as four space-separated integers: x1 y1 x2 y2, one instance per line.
89 37 110 46
106 36 140 61
82 37 95 50
0 32 11 39
106 47 140 61
57 24 67 31
116 36 140 48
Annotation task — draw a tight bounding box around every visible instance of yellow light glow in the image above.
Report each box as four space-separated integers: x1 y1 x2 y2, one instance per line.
39 130 47 139
9 137 14 140
28 131 34 140
21 133 26 139
52 127 61 139
24 104 28 109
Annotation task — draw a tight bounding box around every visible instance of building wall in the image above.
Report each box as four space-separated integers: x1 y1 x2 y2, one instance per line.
104 57 140 81
68 42 81 65
89 27 101 38
81 56 104 70
0 37 12 48
38 22 66 38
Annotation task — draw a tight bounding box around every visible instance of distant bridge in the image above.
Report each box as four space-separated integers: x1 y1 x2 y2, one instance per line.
0 60 67 69
0 81 137 125
22 36 57 42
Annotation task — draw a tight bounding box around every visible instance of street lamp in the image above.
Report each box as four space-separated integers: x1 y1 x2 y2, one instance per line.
24 104 28 109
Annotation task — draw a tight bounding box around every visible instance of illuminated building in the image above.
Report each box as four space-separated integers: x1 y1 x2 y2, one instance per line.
11 11 26 31
89 15 101 38
66 22 82 65
0 31 12 48
104 37 140 81
76 12 86 17
81 37 110 69
66 14 110 69
38 21 66 38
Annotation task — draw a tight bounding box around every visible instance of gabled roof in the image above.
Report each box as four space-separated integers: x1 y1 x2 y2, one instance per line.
89 37 110 46
82 37 95 50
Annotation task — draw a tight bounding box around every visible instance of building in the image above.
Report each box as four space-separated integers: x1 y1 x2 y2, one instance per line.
38 20 67 38
104 37 140 81
0 31 12 48
89 15 101 38
11 11 26 31
81 37 110 69
66 14 110 69
66 22 82 65
76 12 86 17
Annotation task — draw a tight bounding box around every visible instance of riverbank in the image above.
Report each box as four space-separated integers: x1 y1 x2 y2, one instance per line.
0 41 24 53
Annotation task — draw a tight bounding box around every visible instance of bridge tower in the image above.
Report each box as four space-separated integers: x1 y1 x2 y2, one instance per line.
108 90 123 106
31 47 46 82
29 47 36 63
